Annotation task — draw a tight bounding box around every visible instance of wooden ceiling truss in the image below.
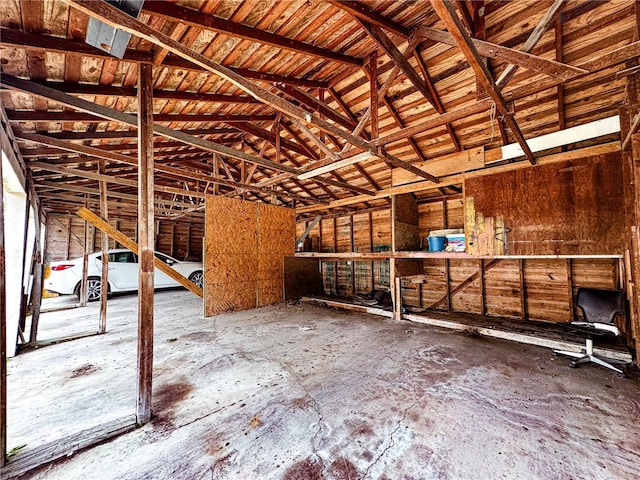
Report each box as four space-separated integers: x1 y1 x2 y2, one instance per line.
0 0 635 219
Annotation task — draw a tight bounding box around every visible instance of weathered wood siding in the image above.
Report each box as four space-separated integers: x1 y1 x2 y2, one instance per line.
45 214 204 263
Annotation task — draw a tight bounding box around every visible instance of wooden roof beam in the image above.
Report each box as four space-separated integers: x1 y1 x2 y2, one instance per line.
326 0 410 37
37 181 200 209
374 40 640 148
0 27 328 89
430 0 535 165
1 80 258 104
353 19 440 111
414 25 587 82
495 0 564 88
5 110 275 124
227 122 314 158
141 1 363 67
275 84 358 132
12 128 238 142
62 0 438 186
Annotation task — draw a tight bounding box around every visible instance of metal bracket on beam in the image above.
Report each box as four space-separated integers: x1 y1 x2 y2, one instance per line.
86 0 144 58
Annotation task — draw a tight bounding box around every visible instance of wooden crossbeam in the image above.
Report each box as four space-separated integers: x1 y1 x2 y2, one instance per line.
414 26 588 81
429 0 536 165
495 0 564 88
16 133 314 204
0 27 328 88
76 207 203 297
356 19 439 111
142 1 362 66
62 0 438 185
0 79 258 104
326 0 410 37
6 110 273 124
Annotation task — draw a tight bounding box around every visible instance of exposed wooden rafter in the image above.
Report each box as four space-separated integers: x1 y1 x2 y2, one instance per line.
0 27 328 88
429 0 535 164
61 0 439 186
141 1 363 67
414 26 588 81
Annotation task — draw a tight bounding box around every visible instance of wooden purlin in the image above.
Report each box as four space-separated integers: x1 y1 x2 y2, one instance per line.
141 1 363 66
15 130 317 205
76 207 203 298
61 0 440 185
0 27 329 89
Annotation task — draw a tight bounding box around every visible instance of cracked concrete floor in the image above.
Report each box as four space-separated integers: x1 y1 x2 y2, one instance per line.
6 290 640 479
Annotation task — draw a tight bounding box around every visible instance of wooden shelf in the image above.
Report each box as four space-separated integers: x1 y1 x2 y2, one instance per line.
294 252 623 260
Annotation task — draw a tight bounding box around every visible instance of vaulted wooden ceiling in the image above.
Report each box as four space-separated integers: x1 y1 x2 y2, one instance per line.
1 0 637 222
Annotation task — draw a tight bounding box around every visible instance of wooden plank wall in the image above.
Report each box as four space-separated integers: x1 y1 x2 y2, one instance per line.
464 154 626 255
205 196 294 316
401 257 619 323
296 208 391 296
45 214 204 262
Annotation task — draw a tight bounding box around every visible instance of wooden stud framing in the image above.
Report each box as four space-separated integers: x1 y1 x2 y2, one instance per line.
519 259 527 320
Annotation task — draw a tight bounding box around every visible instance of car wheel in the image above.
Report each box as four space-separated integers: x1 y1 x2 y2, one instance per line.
86 277 105 302
188 271 203 289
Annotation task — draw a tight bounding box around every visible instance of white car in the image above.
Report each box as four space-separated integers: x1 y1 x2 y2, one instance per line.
45 248 203 302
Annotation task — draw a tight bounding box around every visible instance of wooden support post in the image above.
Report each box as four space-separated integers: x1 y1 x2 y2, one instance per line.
445 259 451 311
136 62 154 425
98 160 108 334
369 211 374 292
394 276 402 320
479 259 486 315
350 215 355 296
213 154 220 195
65 215 72 260
566 259 574 320
369 51 379 140
28 200 43 344
169 223 175 258
17 184 31 341
79 194 89 306
333 217 338 295
519 259 527 320
1 156 7 467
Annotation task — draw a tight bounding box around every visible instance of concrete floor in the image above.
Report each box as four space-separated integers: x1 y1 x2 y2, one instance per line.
5 290 640 479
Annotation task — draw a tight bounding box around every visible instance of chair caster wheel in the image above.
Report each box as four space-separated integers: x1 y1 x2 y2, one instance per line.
569 362 578 368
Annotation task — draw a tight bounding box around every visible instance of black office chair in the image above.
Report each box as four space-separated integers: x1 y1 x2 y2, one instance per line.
554 288 625 374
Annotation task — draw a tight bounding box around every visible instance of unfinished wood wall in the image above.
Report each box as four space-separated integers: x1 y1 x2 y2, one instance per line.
465 154 625 255
205 196 294 316
45 214 204 262
296 208 391 296
401 257 620 323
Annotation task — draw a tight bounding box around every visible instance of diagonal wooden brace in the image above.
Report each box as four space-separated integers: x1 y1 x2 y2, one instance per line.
77 207 203 298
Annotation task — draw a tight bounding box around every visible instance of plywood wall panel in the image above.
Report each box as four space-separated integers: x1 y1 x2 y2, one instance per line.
465 155 625 255
205 196 293 316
